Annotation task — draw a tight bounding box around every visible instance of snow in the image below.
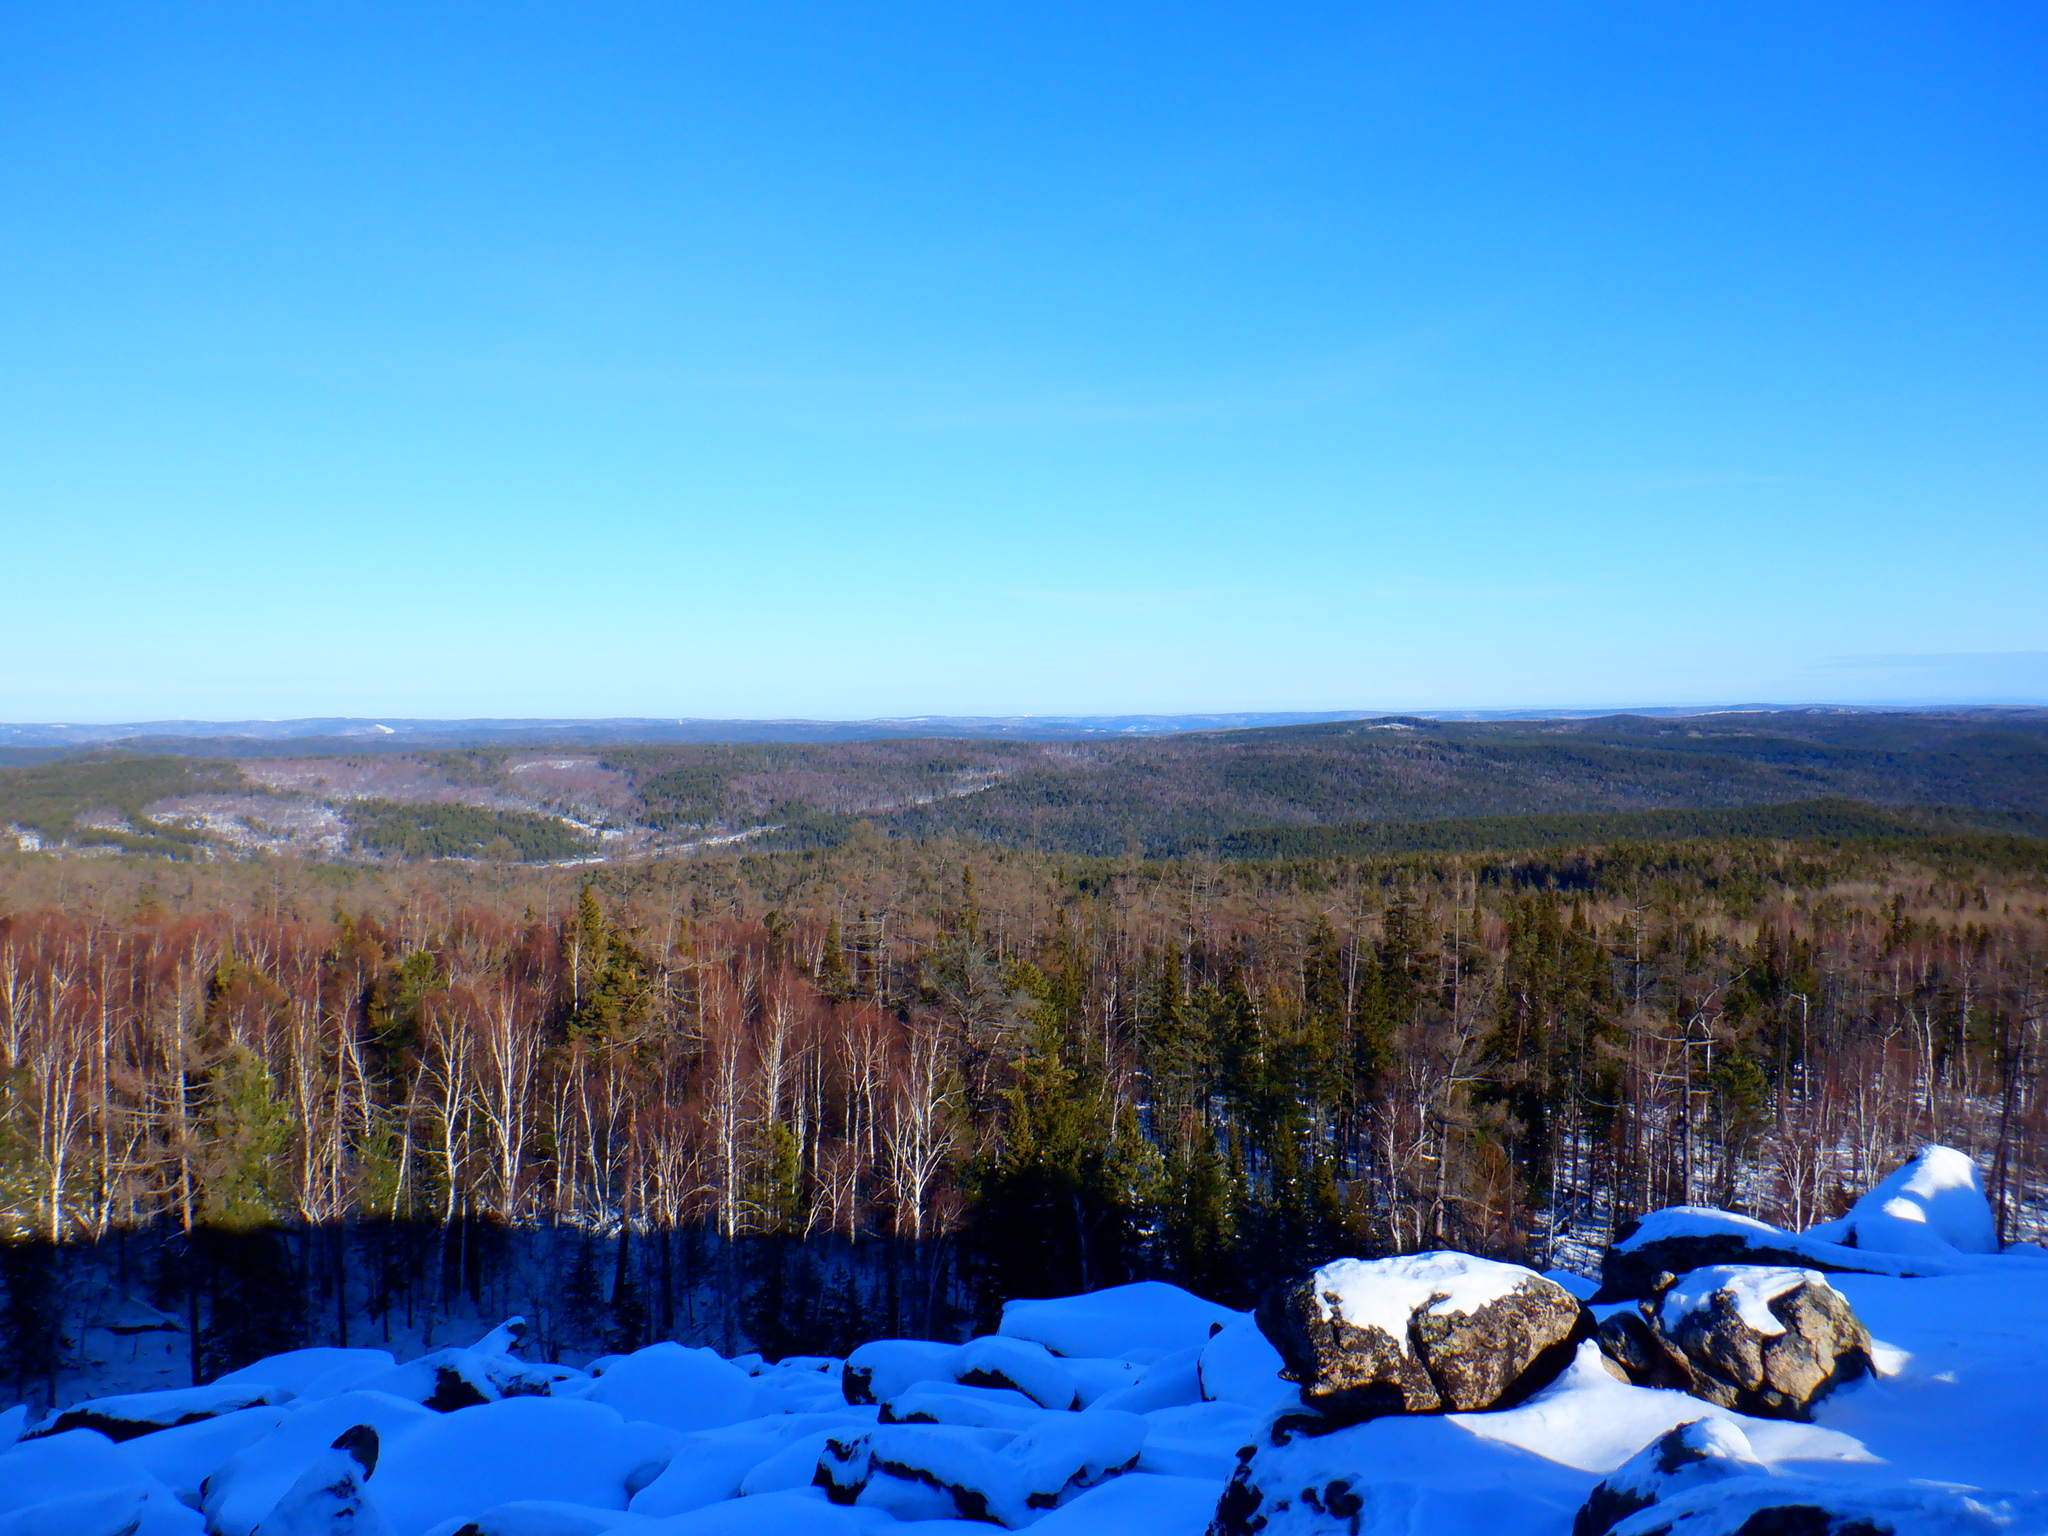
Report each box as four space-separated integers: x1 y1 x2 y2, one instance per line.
124 1403 291 1502
629 1413 864 1517
372 1397 678 1536
1135 1401 1258 1480
7 1150 2048 1536
0 1429 202 1536
882 1384 1047 1430
203 1390 435 1536
31 1379 292 1439
1806 1144 2001 1256
1195 1315 1298 1413
1607 1474 2048 1535
585 1343 758 1433
1618 1193 2048 1285
1658 1265 1824 1338
1022 1472 1222 1536
1087 1347 1202 1415
217 1346 398 1397
843 1339 958 1403
1308 1250 1548 1337
949 1336 1082 1410
821 1410 1146 1528
999 1283 1240 1361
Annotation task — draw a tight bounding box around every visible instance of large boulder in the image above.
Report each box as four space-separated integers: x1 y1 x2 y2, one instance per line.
1804 1144 1998 1256
1574 1418 1766 1536
1646 1266 1873 1420
1257 1252 1587 1425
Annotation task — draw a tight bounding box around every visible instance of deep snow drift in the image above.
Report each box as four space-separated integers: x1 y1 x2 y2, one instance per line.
4 1146 2046 1536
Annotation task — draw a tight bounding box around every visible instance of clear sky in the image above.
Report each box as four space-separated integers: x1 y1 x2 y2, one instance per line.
3 2 2044 721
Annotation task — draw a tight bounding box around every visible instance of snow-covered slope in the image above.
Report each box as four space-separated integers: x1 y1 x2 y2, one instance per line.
3 1148 2044 1536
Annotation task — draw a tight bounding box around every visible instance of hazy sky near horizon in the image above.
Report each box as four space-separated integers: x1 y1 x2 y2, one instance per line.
3 2 2045 721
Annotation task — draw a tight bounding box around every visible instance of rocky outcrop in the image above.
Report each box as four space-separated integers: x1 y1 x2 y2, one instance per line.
1597 1265 1873 1421
1257 1251 1588 1427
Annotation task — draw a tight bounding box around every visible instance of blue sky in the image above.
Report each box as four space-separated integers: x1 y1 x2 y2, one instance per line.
3 1 2044 720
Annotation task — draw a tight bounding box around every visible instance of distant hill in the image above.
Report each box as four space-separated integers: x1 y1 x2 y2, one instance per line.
0 711 1388 750
7 703 2035 753
4 707 2045 864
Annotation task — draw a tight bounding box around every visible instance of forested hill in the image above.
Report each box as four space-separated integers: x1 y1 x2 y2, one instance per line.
2 707 2045 862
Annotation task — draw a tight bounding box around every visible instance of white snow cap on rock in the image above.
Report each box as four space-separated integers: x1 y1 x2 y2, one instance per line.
999 1281 1241 1360
1805 1144 1999 1256
1596 1417 1765 1512
1309 1251 1550 1336
1657 1267 1825 1338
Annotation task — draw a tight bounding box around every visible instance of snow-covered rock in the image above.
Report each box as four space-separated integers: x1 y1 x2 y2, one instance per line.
999 1281 1240 1361
351 1349 530 1413
1649 1266 1873 1420
1135 1400 1257 1480
1022 1470 1223 1536
950 1335 1083 1410
1596 1206 1967 1303
0 1428 202 1536
27 1381 294 1442
636 1487 870 1535
1573 1418 1767 1536
217 1348 399 1399
250 1424 389 1536
881 1382 1049 1430
202 1392 434 1536
123 1403 291 1503
1258 1251 1587 1424
626 1412 864 1517
1805 1144 2000 1257
582 1343 757 1434
1196 1317 1298 1414
1208 1408 1591 1536
841 1338 958 1404
1605 1475 2048 1535
1089 1345 1203 1415
818 1409 1146 1527
418 1502 647 1535
370 1397 676 1536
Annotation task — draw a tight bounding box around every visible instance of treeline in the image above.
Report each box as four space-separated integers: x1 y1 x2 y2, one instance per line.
2 833 2046 1368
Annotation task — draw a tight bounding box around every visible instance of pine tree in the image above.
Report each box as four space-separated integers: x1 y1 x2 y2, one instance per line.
197 1046 295 1232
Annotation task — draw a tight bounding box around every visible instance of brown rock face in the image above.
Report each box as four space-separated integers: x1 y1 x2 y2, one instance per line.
1256 1252 1589 1427
1652 1269 1874 1421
